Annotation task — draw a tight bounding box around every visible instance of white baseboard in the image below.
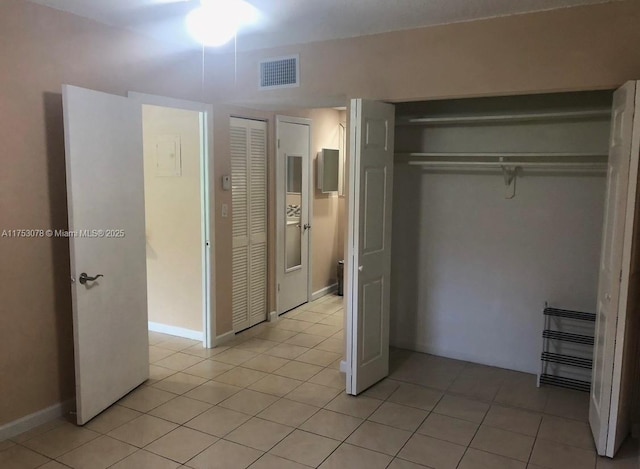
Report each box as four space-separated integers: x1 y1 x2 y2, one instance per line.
215 330 235 346
0 399 74 441
268 311 279 323
312 283 338 302
148 322 203 342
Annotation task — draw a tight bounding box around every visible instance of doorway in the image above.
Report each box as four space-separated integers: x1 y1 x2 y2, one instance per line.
276 116 312 314
344 88 640 458
63 86 216 424
130 92 215 348
141 104 207 343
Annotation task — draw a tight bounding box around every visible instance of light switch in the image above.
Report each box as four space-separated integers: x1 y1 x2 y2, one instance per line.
222 175 231 191
221 203 228 218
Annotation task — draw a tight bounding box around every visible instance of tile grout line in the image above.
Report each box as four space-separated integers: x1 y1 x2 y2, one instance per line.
12 297 604 469
381 380 444 468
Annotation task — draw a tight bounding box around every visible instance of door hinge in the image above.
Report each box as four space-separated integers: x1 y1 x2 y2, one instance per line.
277 283 280 292
277 139 280 149
620 270 623 282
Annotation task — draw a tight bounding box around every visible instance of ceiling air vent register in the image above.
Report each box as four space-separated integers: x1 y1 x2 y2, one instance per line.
259 55 300 89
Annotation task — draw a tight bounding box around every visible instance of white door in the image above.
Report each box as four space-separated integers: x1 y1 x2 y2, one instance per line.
231 118 268 332
63 85 149 425
276 117 311 314
590 80 640 457
346 99 395 395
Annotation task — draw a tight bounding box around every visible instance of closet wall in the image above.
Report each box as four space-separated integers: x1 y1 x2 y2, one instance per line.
390 92 612 374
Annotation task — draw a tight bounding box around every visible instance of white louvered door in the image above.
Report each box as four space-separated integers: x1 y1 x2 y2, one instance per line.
231 118 268 332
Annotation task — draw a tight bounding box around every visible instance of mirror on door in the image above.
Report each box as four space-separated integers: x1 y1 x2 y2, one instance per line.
286 154 303 270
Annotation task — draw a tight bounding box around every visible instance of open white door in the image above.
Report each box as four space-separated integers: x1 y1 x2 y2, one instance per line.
590 80 640 457
346 99 395 395
63 85 149 425
276 116 311 314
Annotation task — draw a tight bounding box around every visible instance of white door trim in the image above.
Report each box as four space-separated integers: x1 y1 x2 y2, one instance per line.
128 92 216 348
345 102 358 395
604 81 640 456
275 115 313 313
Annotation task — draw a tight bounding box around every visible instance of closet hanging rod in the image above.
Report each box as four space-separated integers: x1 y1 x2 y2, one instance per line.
396 109 611 126
405 160 607 169
395 152 608 159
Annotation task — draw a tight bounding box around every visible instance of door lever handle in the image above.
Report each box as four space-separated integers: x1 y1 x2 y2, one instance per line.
303 224 311 232
79 272 104 285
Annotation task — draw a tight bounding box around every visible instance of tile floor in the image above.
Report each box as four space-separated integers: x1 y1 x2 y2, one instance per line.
2 294 639 468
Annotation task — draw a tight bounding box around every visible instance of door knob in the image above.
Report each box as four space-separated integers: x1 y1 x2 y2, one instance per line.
358 265 363 272
79 272 104 285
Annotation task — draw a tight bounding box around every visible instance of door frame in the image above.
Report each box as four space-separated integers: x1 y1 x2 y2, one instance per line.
275 115 313 314
128 92 216 348
593 81 640 456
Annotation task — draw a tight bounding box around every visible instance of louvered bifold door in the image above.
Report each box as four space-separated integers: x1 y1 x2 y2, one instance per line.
230 118 268 332
231 121 250 331
249 125 268 326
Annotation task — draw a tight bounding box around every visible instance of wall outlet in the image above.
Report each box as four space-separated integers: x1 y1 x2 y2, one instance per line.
221 203 228 218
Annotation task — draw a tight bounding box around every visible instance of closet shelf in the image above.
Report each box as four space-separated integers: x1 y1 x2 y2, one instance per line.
397 109 611 126
396 152 607 159
539 374 591 393
395 152 608 172
541 352 593 369
538 303 596 393
543 307 596 322
543 330 595 346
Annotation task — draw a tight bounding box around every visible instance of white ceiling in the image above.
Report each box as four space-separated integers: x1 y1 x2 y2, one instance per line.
28 0 616 50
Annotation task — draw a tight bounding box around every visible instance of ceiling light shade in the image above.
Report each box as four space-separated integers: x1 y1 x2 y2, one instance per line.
186 0 259 47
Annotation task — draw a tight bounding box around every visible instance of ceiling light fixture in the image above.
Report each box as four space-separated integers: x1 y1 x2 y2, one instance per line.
186 0 258 47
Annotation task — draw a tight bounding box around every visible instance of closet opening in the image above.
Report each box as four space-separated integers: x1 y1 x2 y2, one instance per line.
390 91 613 378
346 88 640 458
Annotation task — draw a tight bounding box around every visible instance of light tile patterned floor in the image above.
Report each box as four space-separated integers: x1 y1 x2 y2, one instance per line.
2 294 639 468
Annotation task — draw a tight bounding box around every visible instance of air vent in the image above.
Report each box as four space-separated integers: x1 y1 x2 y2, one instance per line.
259 55 299 89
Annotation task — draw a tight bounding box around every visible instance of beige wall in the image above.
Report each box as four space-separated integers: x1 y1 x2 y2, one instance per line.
0 0 209 426
4 0 640 427
143 105 203 333
213 0 640 107
308 109 344 294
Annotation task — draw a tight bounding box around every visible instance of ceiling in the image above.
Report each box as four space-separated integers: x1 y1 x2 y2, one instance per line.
28 0 616 51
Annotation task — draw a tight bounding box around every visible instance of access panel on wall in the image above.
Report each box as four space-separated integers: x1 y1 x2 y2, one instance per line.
230 117 268 332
